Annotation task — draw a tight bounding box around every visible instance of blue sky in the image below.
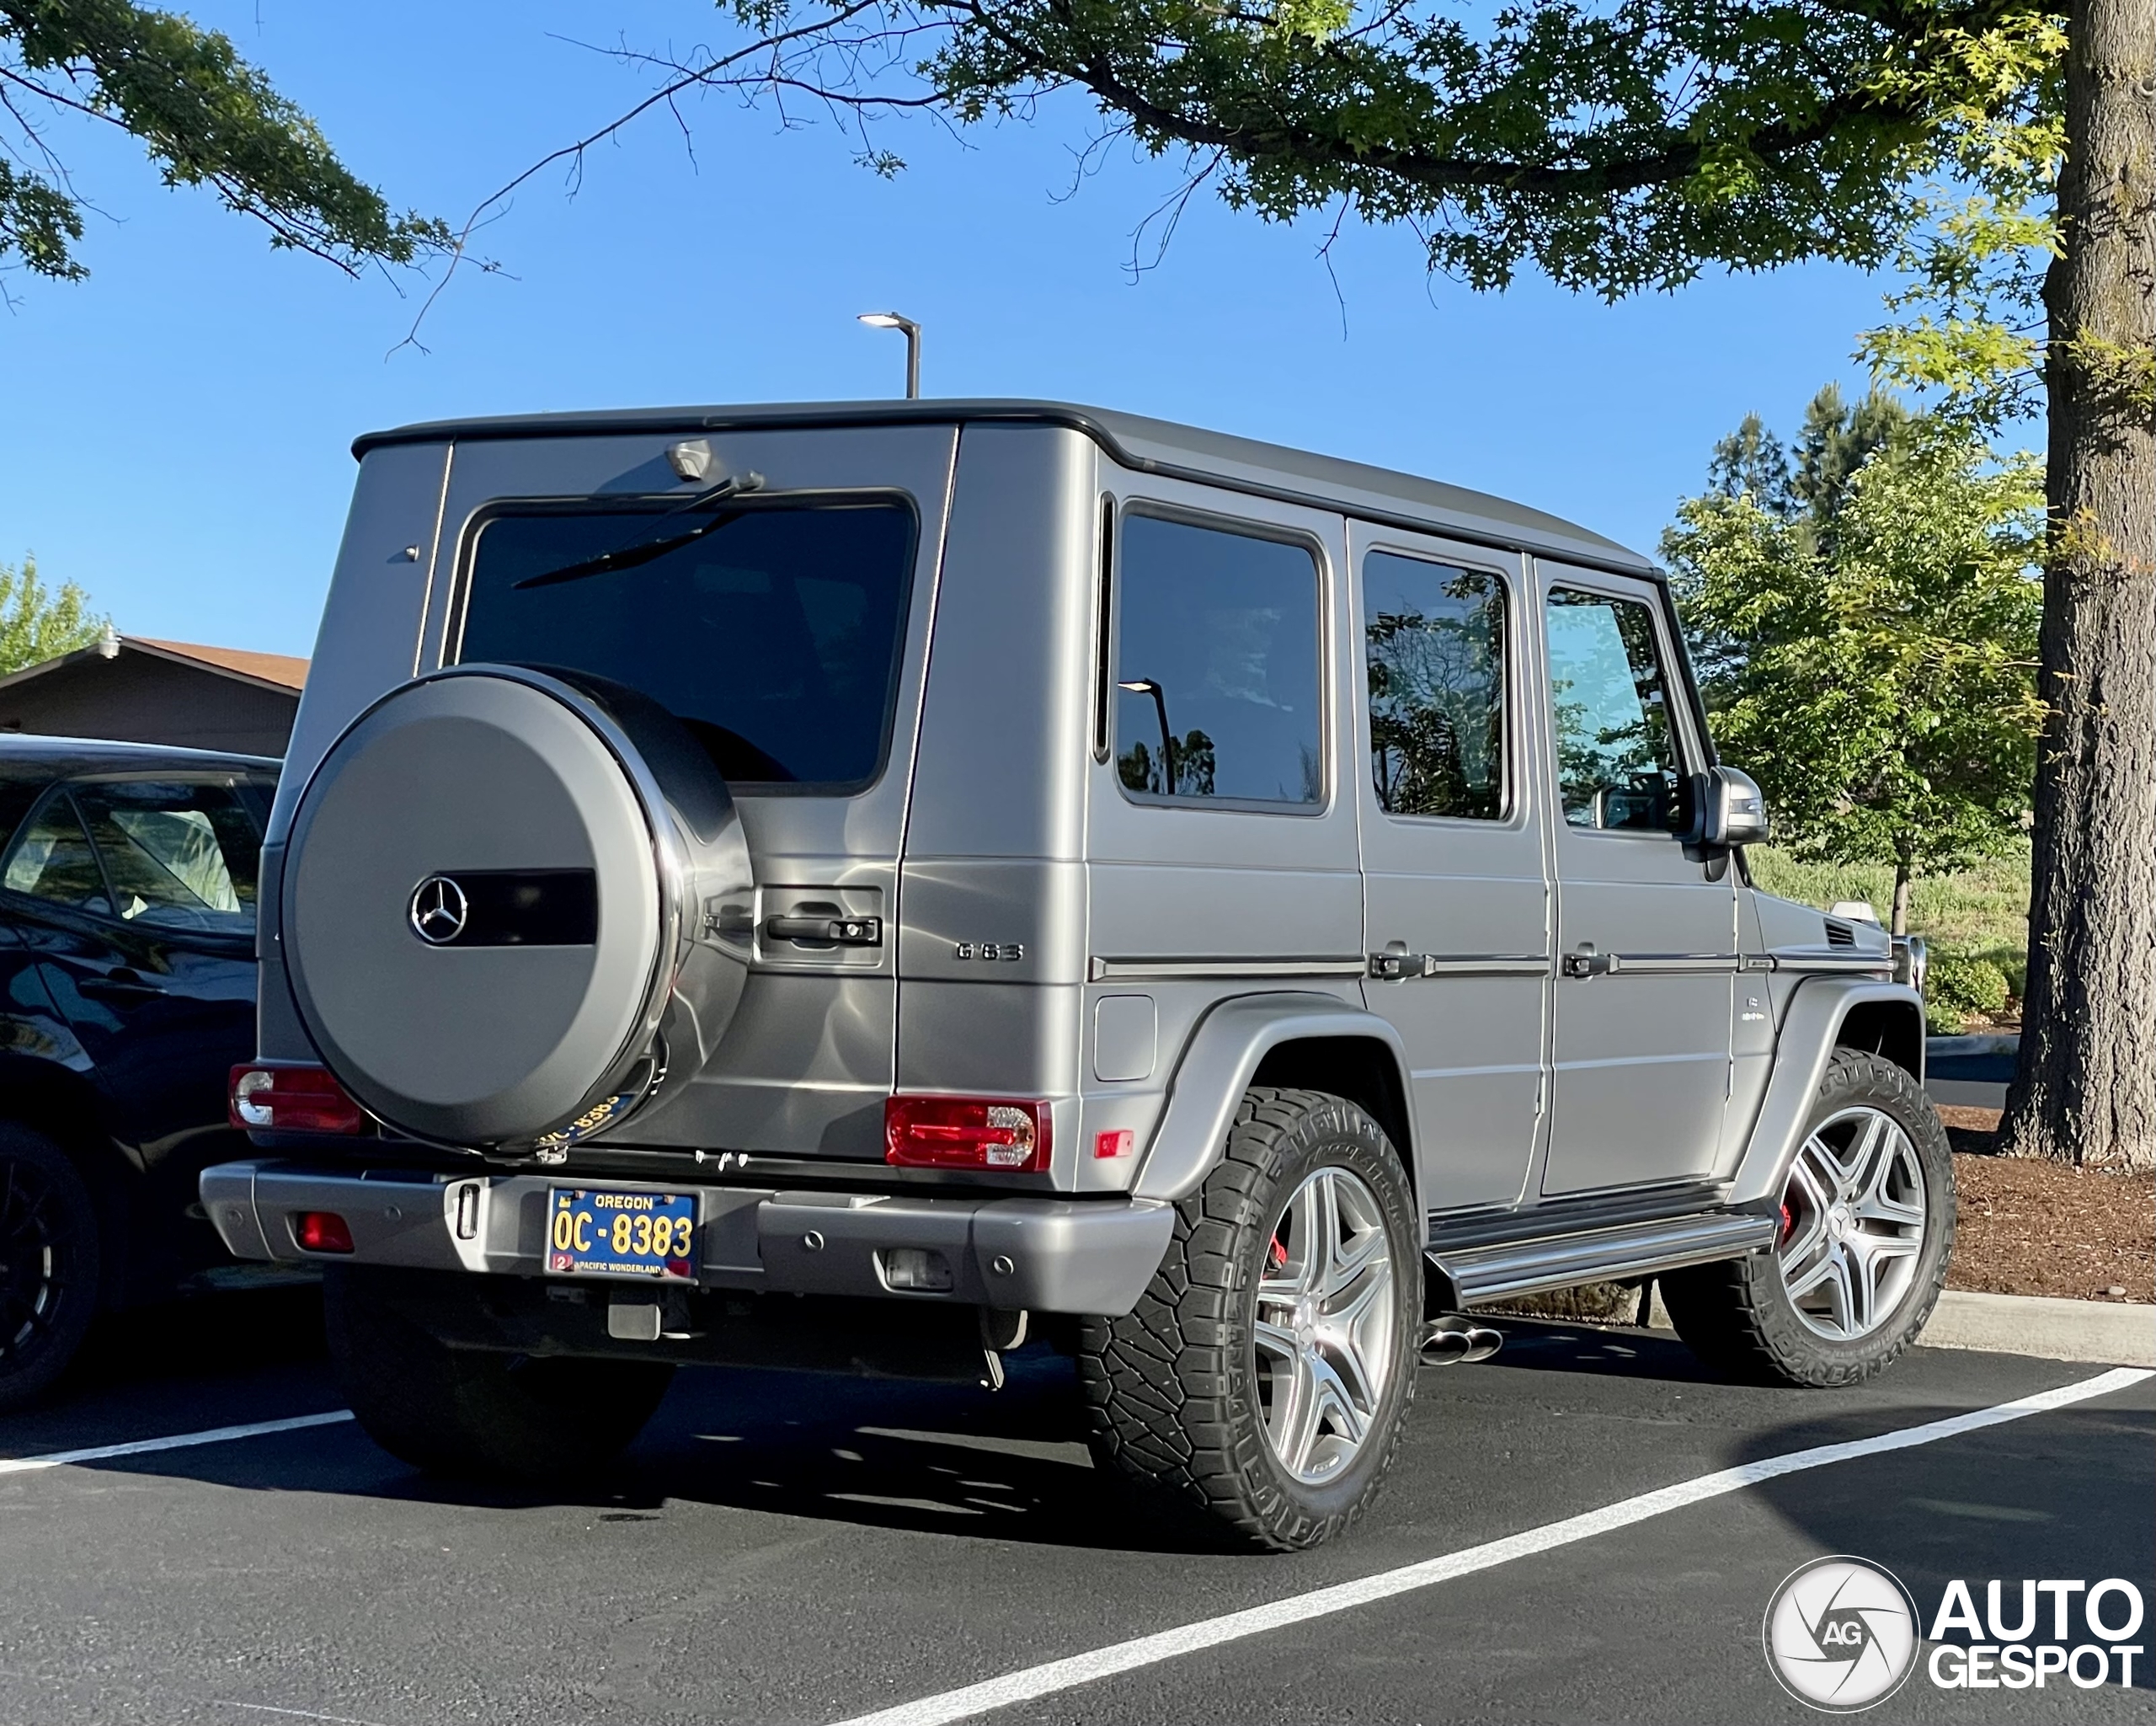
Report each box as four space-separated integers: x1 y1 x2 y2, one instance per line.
3 2 1894 660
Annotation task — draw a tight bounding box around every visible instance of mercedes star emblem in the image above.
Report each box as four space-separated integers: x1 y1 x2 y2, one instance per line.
408 875 470 945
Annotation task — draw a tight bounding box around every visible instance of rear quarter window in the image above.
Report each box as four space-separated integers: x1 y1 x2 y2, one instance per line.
1112 514 1324 808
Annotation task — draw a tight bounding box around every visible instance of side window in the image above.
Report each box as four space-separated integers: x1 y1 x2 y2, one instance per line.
69 780 261 932
1 792 113 915
1113 514 1323 807
1363 553 1507 820
1545 588 1689 833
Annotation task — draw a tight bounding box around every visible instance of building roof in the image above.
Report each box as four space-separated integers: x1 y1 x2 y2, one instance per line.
132 638 310 692
0 634 309 697
350 398 1657 575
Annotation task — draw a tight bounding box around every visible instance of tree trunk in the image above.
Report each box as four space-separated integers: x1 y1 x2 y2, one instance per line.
1889 853 1913 936
2004 0 2156 1169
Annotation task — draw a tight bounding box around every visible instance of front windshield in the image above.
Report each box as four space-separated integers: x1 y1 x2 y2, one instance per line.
458 499 916 788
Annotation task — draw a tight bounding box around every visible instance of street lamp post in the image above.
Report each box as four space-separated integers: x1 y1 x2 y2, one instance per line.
1117 678 1177 794
857 312 921 399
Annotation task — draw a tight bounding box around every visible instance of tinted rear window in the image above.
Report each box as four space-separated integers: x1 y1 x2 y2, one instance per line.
459 500 916 788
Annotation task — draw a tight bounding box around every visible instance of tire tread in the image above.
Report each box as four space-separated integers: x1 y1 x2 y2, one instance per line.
1077 1087 1417 1550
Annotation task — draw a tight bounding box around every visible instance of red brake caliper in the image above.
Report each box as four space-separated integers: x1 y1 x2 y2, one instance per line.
1779 1200 1796 1243
1269 1236 1289 1269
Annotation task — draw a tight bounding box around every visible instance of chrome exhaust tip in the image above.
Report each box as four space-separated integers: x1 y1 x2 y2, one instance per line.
1417 1321 1473 1365
1418 1317 1504 1367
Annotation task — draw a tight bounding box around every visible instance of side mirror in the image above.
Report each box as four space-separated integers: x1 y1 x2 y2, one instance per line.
1700 766 1769 849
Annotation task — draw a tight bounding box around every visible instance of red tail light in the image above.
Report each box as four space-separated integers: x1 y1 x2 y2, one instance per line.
884 1097 1052 1172
293 1211 355 1253
230 1064 365 1135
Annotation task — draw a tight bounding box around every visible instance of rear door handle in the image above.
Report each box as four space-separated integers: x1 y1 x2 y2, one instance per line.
1561 947 1614 979
764 914 883 946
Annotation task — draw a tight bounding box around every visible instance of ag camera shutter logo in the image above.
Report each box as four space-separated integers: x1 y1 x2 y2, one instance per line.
1764 1556 1921 1712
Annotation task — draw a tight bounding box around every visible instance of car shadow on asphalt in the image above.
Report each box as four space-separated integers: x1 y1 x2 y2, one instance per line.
25 1335 1214 1551
34 1296 2152 1590
70 1280 329 1387
360 1345 1241 1552
1471 1316 1726 1384
0 1282 336 1457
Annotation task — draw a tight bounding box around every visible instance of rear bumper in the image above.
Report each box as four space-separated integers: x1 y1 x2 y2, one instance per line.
200 1160 1174 1317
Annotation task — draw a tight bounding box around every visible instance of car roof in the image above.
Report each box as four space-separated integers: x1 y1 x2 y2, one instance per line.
0 735 279 781
351 398 1657 577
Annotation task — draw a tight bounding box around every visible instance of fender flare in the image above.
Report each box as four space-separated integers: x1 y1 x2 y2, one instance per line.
1725 976 1927 1207
1130 991 1417 1215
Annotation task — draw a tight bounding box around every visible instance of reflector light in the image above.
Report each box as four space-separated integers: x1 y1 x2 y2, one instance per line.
230 1064 366 1135
884 1096 1051 1172
1093 1129 1134 1160
294 1211 355 1254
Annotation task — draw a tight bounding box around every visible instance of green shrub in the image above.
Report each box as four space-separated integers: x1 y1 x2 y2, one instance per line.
1926 954 2011 1033
1925 994 1968 1037
1968 944 2028 1000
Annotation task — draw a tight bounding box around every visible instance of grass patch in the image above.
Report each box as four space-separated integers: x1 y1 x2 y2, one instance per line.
1748 842 2031 970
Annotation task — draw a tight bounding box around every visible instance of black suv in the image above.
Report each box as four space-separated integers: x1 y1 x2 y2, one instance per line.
0 737 278 1406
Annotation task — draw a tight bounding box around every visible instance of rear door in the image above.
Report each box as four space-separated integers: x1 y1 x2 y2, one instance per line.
1350 526 1550 1213
421 426 960 1159
1537 569 1737 1194
1084 480 1366 1152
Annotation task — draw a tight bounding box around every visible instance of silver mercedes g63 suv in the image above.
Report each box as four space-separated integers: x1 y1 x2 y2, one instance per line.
202 400 1950 1550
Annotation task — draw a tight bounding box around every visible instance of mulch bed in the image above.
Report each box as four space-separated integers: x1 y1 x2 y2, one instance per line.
1940 1107 2154 1304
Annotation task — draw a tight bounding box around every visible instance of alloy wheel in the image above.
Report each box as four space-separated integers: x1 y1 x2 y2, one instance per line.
1776 1105 1928 1341
0 1156 67 1365
1253 1164 1399 1484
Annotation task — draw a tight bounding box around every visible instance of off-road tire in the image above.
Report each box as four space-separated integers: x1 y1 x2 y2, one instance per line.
324 1267 673 1484
1662 1049 1954 1387
1078 1087 1420 1551
0 1125 103 1411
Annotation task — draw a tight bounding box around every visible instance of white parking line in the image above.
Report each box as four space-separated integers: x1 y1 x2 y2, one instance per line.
0 1410 355 1478
829 1365 2153 1726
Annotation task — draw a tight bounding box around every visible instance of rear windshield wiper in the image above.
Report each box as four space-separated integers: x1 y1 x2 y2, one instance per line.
512 472 764 591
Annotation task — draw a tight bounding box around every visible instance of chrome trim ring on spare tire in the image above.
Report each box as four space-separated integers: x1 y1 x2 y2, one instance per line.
1775 1104 1928 1341
1253 1164 1400 1484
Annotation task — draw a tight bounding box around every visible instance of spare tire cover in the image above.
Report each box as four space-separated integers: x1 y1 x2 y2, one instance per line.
285 668 712 1145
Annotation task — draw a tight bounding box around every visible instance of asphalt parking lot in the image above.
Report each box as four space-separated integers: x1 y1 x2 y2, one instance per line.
2 1290 2148 1726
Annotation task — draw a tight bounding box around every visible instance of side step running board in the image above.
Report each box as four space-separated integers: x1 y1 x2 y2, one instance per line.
1428 1210 1777 1308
